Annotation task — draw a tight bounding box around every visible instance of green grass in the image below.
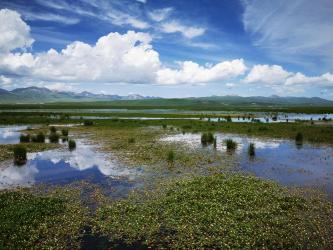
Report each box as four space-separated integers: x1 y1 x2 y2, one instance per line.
0 188 88 249
201 132 215 145
225 139 237 151
95 173 333 249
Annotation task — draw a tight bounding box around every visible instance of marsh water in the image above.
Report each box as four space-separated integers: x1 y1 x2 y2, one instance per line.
1 125 333 199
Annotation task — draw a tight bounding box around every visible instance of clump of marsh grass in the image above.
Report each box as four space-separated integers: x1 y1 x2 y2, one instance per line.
128 137 135 143
201 132 214 146
225 139 237 151
50 126 57 133
49 132 60 143
31 132 45 143
13 145 27 165
20 134 30 143
61 129 69 137
167 150 175 163
162 124 167 129
68 139 76 151
248 143 255 157
295 132 303 146
84 120 94 126
213 136 217 149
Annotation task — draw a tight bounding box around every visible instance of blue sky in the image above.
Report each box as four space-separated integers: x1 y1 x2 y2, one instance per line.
0 0 333 98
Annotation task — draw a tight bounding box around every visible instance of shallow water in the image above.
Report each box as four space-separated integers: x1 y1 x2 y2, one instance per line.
0 125 28 144
161 133 333 198
0 139 141 198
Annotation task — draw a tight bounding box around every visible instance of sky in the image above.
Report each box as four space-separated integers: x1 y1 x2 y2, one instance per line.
0 0 333 98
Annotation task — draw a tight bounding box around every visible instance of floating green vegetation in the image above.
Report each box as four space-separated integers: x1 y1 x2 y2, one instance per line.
13 145 27 165
61 128 69 137
248 143 255 157
225 139 237 151
49 132 60 143
201 132 214 145
68 139 76 151
295 132 303 146
0 188 88 249
19 134 30 143
95 174 333 249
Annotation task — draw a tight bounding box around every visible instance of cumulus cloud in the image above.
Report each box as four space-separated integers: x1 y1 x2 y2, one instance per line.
0 9 34 53
160 21 205 39
0 10 245 86
244 65 292 85
245 64 333 88
156 59 247 85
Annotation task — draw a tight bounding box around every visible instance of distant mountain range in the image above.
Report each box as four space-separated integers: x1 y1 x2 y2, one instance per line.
0 86 333 107
0 87 158 103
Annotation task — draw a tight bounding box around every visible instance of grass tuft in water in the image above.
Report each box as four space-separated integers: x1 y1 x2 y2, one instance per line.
49 132 60 143
295 132 303 146
19 134 30 143
248 143 255 157
50 126 57 133
68 139 76 151
31 132 45 143
61 129 69 137
13 145 27 165
225 139 237 151
201 132 214 145
167 150 175 163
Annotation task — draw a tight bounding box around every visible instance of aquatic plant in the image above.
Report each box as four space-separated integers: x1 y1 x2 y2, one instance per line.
213 136 217 149
13 145 27 165
50 126 57 133
225 116 232 122
248 143 255 157
49 132 60 143
95 174 333 249
68 139 76 151
167 150 175 163
225 139 237 151
0 189 87 249
84 120 94 126
61 129 69 137
295 132 303 145
128 137 135 143
19 134 30 143
201 132 214 145
32 132 45 143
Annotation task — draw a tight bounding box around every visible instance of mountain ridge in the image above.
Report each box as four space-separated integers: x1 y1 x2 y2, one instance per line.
0 86 333 106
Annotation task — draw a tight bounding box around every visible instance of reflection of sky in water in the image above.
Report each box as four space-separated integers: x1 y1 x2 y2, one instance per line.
0 140 139 197
161 133 333 198
0 126 27 144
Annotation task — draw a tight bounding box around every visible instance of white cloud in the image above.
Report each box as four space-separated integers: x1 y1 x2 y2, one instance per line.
22 11 80 25
245 64 333 89
244 64 292 85
0 75 12 87
148 7 173 22
160 20 205 39
156 59 247 85
242 0 333 68
0 9 34 53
